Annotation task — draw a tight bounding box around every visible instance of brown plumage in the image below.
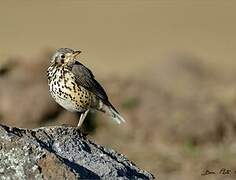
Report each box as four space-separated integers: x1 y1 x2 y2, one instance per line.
47 48 125 127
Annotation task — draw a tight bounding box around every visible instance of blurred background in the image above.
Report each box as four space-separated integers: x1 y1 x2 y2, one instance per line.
1 1 236 179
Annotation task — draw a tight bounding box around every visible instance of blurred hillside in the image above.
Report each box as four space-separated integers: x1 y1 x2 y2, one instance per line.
1 1 236 179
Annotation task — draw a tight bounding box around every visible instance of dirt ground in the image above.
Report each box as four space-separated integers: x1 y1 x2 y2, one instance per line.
1 1 236 179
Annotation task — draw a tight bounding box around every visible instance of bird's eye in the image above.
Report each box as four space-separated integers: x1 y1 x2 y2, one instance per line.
60 54 65 59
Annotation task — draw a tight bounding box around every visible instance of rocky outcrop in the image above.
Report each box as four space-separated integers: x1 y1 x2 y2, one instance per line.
0 124 154 179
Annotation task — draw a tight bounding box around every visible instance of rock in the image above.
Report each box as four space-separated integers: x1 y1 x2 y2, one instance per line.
0 124 154 179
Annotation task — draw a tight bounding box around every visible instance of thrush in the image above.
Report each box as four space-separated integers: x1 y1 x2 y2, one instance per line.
47 48 125 128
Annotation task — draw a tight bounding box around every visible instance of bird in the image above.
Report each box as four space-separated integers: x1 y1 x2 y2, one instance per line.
47 48 125 128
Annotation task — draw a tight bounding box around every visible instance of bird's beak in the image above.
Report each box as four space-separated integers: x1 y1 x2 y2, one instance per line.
72 50 82 59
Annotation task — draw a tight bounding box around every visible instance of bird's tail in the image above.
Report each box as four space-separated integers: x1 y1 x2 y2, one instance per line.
102 102 126 124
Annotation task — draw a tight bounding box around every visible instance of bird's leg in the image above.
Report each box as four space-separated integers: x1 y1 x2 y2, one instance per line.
77 109 89 128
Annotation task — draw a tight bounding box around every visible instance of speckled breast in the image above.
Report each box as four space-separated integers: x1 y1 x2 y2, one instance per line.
47 65 91 112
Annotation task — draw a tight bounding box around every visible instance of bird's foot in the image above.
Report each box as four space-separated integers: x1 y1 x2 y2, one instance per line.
75 126 89 137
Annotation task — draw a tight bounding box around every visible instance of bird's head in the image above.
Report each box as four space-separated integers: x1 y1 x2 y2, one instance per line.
51 48 81 65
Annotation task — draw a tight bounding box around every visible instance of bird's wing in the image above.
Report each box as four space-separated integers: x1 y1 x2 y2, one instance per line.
71 61 109 102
